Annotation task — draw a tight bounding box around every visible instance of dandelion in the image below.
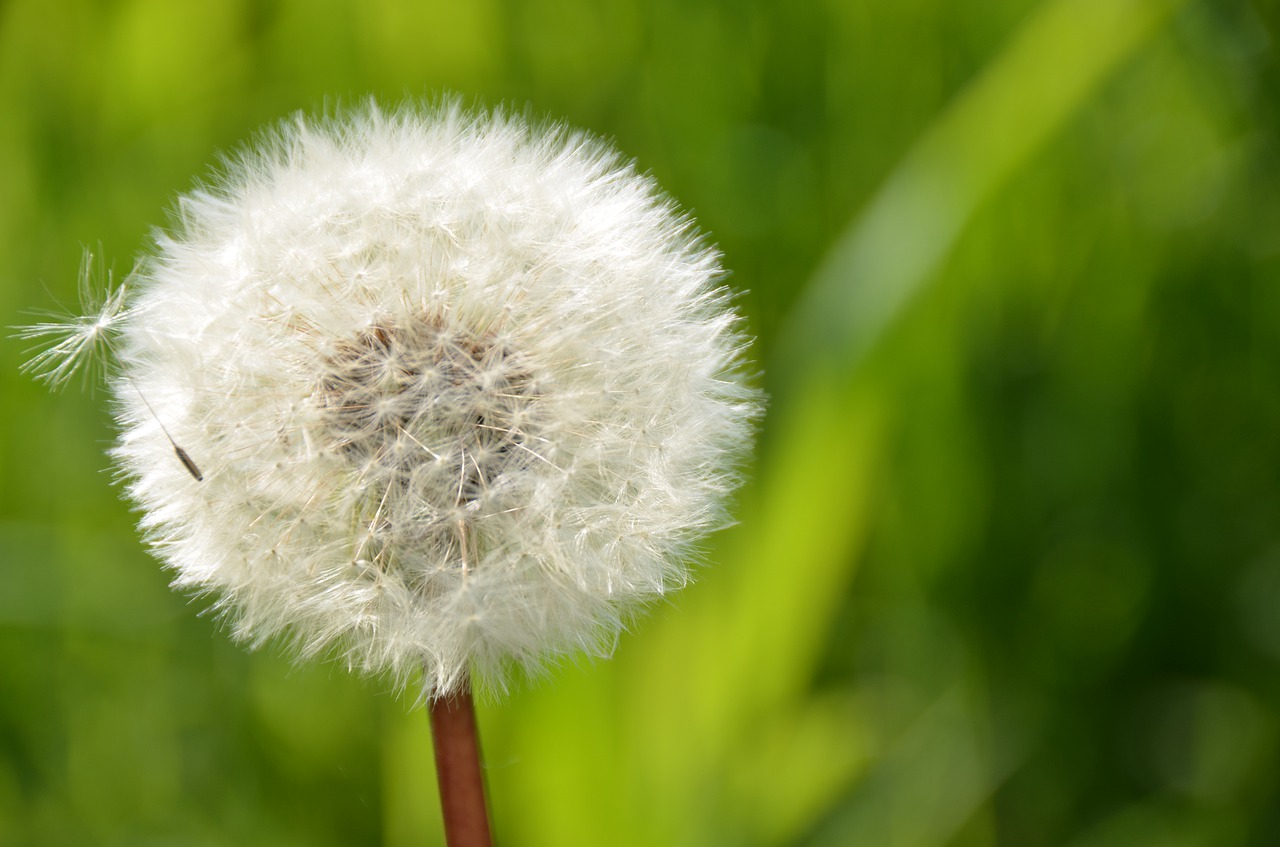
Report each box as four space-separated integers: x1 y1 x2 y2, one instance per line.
22 100 759 844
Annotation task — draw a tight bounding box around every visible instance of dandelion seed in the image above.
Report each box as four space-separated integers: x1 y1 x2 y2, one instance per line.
130 383 204 482
16 252 130 390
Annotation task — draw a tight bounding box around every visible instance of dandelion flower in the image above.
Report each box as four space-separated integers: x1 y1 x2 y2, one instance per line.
50 101 757 700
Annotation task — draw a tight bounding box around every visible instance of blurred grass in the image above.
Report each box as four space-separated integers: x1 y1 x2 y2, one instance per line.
4 0 1280 845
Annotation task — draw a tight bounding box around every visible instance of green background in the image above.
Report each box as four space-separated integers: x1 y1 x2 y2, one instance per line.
2 0 1278 844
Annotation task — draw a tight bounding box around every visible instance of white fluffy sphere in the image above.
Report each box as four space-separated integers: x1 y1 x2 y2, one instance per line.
108 102 758 698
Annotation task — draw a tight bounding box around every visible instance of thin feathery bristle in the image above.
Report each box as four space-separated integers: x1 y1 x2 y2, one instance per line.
16 253 131 390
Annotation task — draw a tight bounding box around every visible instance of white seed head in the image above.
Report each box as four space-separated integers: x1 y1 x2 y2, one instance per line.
56 101 759 698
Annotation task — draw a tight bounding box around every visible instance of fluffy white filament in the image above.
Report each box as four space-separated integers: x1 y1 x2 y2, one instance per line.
50 102 759 698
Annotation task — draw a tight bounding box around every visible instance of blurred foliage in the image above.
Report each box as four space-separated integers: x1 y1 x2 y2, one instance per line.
2 0 1279 844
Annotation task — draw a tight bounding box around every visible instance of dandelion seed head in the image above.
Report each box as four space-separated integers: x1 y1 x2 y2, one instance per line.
42 100 760 698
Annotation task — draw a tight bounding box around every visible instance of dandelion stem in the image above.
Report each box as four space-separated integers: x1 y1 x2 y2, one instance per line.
429 681 494 847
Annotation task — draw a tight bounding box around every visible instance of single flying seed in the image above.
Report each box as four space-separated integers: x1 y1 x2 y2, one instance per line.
132 383 203 483
173 444 205 482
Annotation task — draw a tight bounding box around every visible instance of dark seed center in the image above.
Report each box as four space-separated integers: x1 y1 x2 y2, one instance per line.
316 315 540 573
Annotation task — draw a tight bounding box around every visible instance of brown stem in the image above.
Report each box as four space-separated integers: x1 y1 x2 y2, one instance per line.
429 682 494 847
